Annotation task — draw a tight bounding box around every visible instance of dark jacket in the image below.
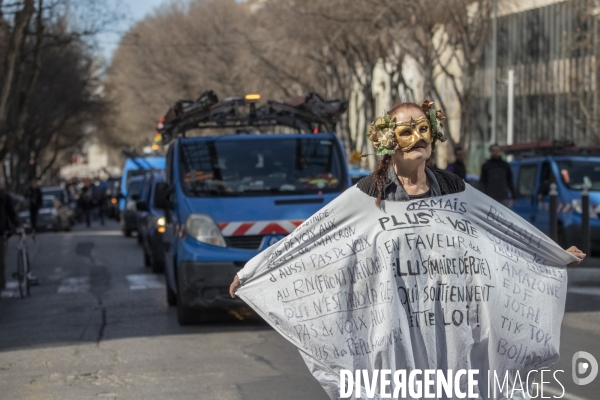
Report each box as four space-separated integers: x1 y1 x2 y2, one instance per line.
446 161 467 180
0 190 20 232
77 191 93 211
480 157 517 202
357 168 466 198
25 187 43 211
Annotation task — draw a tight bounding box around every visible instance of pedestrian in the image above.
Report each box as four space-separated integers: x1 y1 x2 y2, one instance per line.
77 186 93 227
446 145 467 180
480 143 518 206
95 184 108 226
0 177 20 292
24 180 42 237
228 100 586 398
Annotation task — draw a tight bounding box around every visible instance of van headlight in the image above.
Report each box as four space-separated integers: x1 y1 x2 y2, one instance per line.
185 214 226 247
156 217 166 233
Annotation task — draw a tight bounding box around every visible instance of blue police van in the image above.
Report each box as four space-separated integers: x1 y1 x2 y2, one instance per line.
154 91 349 324
507 143 600 251
119 155 165 233
120 156 166 211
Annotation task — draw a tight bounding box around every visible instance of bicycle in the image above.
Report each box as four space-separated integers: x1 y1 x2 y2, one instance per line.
14 229 31 299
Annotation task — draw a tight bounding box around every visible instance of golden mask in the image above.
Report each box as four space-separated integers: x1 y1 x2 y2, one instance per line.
393 116 433 152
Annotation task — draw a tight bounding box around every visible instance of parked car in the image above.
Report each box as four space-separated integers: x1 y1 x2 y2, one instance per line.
19 195 72 232
45 185 74 224
135 171 166 273
68 196 82 223
509 153 600 251
121 176 144 237
42 185 70 205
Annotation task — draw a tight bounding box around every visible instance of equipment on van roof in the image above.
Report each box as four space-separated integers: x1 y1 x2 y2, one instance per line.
158 90 347 142
501 140 600 158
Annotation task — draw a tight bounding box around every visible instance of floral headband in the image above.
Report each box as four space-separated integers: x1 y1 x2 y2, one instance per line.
365 100 447 156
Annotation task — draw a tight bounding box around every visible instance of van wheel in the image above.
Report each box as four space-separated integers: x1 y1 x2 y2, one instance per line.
166 282 177 306
151 254 165 274
175 276 201 325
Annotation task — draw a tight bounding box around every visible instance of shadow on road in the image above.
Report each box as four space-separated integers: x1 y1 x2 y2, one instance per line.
0 220 274 353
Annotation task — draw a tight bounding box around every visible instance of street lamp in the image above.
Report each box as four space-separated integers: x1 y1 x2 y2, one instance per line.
491 0 498 145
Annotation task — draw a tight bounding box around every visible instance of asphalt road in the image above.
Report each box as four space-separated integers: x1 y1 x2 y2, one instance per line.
0 221 328 400
0 221 599 399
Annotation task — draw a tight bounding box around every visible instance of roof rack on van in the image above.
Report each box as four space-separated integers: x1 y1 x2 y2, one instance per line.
501 140 600 158
158 90 347 142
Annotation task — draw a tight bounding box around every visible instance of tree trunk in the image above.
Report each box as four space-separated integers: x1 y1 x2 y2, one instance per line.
12 0 45 165
0 0 35 127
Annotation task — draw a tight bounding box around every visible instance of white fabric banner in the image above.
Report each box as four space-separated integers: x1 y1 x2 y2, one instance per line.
237 185 578 399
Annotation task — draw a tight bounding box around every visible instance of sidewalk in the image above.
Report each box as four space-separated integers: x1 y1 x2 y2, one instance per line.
568 257 600 287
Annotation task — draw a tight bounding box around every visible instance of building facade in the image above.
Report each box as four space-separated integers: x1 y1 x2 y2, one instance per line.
474 0 599 148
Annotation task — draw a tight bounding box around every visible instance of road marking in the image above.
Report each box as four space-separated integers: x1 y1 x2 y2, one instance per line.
543 385 589 400
568 287 600 297
69 230 122 236
1 281 18 298
57 277 90 294
126 274 165 290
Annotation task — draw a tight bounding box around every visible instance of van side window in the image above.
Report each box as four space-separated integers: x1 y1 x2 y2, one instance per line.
518 165 538 197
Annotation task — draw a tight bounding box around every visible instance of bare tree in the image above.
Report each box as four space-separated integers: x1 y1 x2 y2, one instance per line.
0 0 35 128
103 0 499 167
0 0 121 189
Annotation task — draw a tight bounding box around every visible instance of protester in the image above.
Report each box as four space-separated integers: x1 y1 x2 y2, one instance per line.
230 104 585 293
480 144 518 206
446 145 467 180
228 101 585 398
24 180 42 236
0 177 20 292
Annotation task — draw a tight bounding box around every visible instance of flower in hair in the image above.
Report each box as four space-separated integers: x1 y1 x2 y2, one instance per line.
367 114 398 156
422 101 448 149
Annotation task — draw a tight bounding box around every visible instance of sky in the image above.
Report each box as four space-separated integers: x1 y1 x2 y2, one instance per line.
96 0 167 64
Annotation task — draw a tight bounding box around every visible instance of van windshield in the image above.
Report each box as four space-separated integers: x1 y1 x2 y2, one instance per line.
179 138 345 196
127 181 143 198
125 170 146 190
556 160 600 190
